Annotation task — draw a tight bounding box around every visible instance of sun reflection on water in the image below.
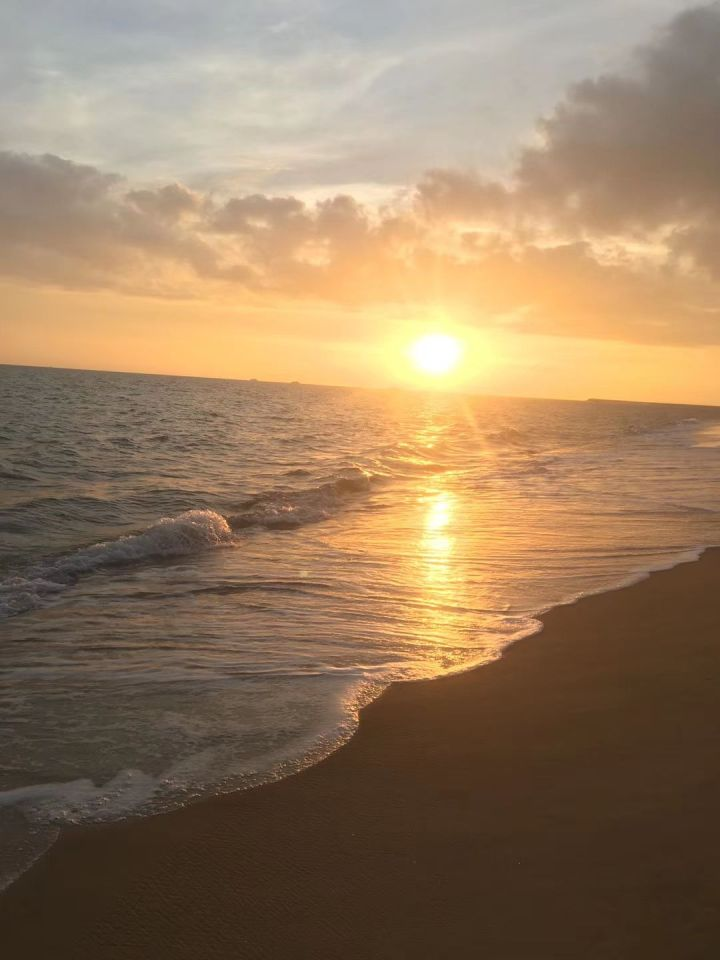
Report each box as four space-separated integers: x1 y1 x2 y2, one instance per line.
421 489 454 560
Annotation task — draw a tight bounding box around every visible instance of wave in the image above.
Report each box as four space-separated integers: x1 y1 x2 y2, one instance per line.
0 467 378 619
229 465 377 530
0 463 40 482
0 510 233 619
483 427 530 447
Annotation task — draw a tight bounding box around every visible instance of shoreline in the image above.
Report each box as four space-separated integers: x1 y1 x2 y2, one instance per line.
0 544 706 891
3 547 720 957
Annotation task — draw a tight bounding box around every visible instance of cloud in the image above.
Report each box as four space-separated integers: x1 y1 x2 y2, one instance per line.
0 152 216 293
416 169 511 220
125 183 204 223
515 5 720 234
4 5 720 346
422 6 720 248
0 0 689 189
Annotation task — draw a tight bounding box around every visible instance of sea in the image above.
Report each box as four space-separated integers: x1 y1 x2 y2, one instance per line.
1 363 720 889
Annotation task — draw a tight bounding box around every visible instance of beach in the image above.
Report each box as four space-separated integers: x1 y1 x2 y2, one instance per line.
3 548 720 958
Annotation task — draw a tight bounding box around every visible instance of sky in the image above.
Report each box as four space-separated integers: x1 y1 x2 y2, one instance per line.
2 0 720 403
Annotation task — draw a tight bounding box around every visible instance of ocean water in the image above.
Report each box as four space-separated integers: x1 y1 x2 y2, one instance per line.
1 363 720 888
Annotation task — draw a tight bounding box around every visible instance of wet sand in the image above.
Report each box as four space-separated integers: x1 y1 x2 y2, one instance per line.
3 549 720 959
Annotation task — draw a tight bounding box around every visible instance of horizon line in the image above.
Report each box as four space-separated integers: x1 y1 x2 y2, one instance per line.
1 361 718 410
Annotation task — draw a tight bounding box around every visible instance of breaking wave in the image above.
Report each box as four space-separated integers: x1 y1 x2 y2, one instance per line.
0 509 233 618
0 467 379 619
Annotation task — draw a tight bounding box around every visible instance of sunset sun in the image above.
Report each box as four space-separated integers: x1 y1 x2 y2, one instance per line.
409 334 463 376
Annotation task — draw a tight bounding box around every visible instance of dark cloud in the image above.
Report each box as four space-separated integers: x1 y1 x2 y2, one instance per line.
210 194 313 267
516 5 720 233
125 183 204 223
0 152 216 291
416 169 511 221
0 152 119 256
416 6 720 244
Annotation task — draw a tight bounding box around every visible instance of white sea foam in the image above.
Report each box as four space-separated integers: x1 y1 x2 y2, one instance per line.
0 673 373 892
0 769 159 821
0 770 161 893
57 509 233 572
0 509 233 618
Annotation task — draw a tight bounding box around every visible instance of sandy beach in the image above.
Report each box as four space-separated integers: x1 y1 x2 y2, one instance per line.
3 549 720 958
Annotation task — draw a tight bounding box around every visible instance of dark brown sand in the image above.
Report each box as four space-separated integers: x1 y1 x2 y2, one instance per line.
3 550 720 959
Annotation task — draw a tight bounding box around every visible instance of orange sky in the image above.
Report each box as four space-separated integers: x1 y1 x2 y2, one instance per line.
3 281 719 404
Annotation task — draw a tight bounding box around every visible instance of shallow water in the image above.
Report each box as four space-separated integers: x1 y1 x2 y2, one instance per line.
1 364 720 888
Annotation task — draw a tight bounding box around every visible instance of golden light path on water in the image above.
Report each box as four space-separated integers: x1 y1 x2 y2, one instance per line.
418 488 459 647
401 414 480 664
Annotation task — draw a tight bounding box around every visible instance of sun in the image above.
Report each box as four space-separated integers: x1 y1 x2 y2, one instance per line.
409 333 463 376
